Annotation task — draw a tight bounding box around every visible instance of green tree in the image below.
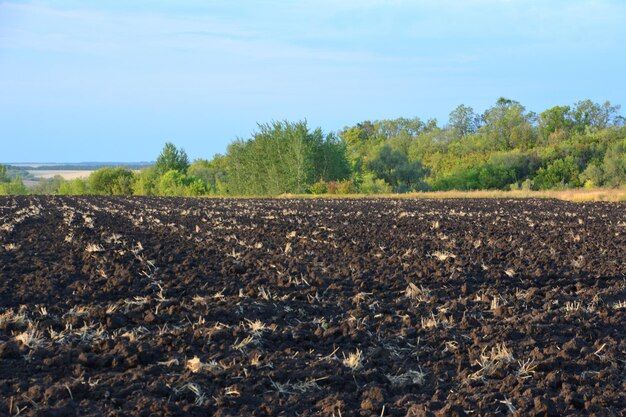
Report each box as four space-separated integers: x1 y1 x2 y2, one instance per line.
367 145 427 192
340 121 377 174
188 155 229 194
0 178 28 195
88 167 135 195
57 178 89 195
533 157 581 189
601 138 626 186
579 163 604 188
538 105 573 143
358 173 392 194
572 100 621 133
449 104 481 138
226 120 347 195
133 167 159 196
0 164 8 183
155 142 190 175
480 98 537 150
312 133 351 182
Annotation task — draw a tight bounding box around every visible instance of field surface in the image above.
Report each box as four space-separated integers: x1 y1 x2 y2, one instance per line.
0 196 625 416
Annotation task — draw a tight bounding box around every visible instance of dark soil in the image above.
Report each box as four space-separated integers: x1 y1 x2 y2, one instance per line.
0 196 624 416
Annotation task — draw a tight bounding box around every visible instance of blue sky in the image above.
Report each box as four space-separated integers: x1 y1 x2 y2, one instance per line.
1 0 625 162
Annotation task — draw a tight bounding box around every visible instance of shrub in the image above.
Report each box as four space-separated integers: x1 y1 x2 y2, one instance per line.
520 178 534 191
133 167 158 196
309 179 328 194
57 178 89 195
0 178 28 195
579 163 604 188
601 139 626 187
533 156 581 189
89 168 135 195
157 170 187 196
336 179 357 194
359 174 392 194
157 170 208 196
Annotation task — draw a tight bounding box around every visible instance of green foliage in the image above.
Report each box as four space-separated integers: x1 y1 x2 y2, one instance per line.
57 178 89 195
155 142 190 175
312 134 351 182
449 104 481 138
358 173 392 194
187 155 228 194
0 178 28 195
31 175 65 194
539 105 573 142
533 157 581 190
157 170 186 196
480 98 537 150
156 170 208 196
601 138 626 187
0 165 7 183
309 179 328 195
12 98 626 197
572 100 621 133
520 178 533 191
579 163 604 188
367 145 427 192
133 167 159 196
326 180 356 194
88 167 135 195
226 120 347 195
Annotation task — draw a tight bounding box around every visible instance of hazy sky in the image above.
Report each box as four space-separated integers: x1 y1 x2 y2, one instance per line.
1 0 625 162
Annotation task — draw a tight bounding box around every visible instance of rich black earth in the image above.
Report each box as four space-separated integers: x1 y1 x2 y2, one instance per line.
0 196 624 416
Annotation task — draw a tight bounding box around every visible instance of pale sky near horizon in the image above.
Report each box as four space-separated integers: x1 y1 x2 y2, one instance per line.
1 0 625 162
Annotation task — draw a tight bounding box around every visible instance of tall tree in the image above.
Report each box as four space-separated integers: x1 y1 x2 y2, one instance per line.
449 104 481 138
538 105 573 142
573 100 621 133
226 120 348 195
481 97 537 150
155 142 190 175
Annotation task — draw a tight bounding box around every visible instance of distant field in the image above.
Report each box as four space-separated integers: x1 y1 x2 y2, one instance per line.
27 170 95 180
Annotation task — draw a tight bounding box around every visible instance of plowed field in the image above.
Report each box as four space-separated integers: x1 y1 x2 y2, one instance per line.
0 196 625 416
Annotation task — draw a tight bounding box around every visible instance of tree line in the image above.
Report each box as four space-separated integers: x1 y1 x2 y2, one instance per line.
2 98 625 196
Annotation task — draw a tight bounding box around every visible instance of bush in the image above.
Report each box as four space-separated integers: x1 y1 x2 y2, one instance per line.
579 163 604 188
309 179 328 194
335 179 356 194
533 156 581 189
520 178 534 190
31 175 64 194
89 168 135 195
0 178 28 195
157 170 208 196
601 139 626 187
157 170 187 196
133 168 158 196
57 178 89 195
359 174 392 194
